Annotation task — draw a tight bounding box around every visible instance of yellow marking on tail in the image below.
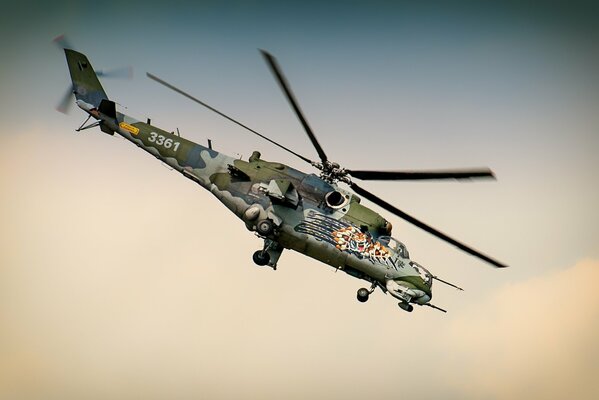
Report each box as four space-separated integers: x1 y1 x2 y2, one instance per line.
119 122 139 135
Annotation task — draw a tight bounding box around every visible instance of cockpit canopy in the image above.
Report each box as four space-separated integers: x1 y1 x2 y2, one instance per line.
411 261 433 287
378 236 409 258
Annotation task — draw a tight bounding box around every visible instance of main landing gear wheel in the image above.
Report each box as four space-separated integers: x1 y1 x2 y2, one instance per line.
256 219 274 236
357 288 370 303
252 250 270 266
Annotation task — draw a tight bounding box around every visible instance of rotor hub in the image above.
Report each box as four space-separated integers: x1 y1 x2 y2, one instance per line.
313 160 351 184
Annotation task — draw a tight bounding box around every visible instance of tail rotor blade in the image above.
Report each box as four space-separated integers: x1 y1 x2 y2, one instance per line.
97 66 133 79
56 84 75 114
53 34 75 50
54 35 75 114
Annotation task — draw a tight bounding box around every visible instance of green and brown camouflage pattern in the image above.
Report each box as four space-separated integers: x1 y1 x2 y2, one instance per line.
62 49 433 307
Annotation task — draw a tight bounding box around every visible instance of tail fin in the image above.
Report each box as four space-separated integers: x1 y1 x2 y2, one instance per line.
64 49 108 107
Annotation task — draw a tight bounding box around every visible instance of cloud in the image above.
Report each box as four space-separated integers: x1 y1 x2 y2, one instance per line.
440 259 599 400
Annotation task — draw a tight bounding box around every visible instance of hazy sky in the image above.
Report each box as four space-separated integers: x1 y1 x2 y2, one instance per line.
1 1 598 399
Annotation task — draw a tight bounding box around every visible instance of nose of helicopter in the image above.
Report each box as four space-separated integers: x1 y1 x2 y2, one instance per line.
412 293 431 304
411 261 433 287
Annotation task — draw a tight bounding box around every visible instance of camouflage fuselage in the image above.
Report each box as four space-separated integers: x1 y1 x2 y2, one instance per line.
99 111 433 302
63 47 432 305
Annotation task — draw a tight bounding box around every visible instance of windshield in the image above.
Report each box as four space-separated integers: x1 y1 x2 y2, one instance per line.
411 261 433 286
378 236 409 258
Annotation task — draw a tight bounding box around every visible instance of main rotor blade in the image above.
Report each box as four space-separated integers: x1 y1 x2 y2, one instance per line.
146 72 314 164
349 182 508 268
260 50 329 164
348 168 495 181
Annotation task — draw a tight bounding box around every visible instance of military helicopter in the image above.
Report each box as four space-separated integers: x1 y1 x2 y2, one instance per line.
58 43 507 313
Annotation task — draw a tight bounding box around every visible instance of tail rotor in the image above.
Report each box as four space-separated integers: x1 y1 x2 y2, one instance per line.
53 35 133 114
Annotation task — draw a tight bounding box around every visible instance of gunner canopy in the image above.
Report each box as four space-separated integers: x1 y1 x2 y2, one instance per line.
378 236 409 259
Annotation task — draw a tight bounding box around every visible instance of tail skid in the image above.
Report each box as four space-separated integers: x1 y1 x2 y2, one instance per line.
74 98 117 135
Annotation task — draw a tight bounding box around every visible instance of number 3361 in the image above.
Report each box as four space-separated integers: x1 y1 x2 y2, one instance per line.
148 132 180 151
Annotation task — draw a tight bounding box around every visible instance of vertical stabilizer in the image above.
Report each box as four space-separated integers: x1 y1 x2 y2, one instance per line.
64 49 108 107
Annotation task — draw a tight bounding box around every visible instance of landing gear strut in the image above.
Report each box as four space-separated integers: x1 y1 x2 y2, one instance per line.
356 282 377 303
252 239 283 270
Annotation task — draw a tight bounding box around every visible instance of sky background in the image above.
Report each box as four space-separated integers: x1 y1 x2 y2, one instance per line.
1 1 598 399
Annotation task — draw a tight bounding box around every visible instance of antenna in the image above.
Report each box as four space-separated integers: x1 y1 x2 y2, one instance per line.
432 276 464 291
